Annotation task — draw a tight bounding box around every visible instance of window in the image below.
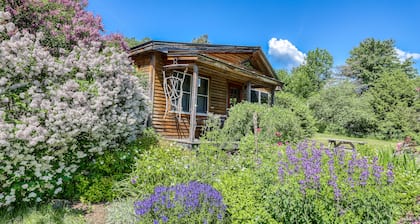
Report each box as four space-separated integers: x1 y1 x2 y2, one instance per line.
172 71 209 114
250 89 270 104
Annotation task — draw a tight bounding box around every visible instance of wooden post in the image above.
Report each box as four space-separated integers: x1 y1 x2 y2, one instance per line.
189 64 198 143
246 82 252 101
270 87 275 106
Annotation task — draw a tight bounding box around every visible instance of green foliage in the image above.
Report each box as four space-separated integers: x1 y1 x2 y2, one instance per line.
192 34 210 44
366 71 417 139
274 92 317 136
106 198 138 224
343 38 417 84
125 37 151 48
61 129 159 203
214 171 275 224
308 82 377 137
202 102 313 152
285 48 333 98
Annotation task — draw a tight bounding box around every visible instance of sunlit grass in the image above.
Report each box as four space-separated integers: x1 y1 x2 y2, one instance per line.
0 204 86 224
312 133 397 148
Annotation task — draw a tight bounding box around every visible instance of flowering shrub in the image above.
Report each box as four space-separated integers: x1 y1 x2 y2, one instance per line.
3 0 127 52
0 12 149 207
269 141 397 223
134 181 227 223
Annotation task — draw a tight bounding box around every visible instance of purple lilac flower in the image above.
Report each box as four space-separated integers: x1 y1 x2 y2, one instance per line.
386 163 394 184
372 157 383 185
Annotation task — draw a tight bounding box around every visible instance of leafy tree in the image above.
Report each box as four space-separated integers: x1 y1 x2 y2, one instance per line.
285 48 333 98
343 38 417 85
308 82 377 137
125 37 151 48
366 70 417 139
192 34 210 44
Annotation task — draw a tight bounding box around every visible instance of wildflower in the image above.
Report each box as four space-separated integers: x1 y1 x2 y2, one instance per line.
275 131 282 137
359 158 369 187
131 177 137 185
277 141 283 146
134 181 226 222
256 127 262 133
372 157 383 185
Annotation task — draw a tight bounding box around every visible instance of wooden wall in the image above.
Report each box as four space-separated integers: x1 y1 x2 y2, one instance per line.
132 52 274 140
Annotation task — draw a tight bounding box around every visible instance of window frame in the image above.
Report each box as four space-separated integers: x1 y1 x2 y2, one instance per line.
250 89 270 104
170 71 210 115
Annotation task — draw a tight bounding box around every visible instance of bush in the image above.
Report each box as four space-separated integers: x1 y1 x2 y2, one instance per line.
274 92 317 137
202 102 312 152
0 12 149 207
308 82 377 137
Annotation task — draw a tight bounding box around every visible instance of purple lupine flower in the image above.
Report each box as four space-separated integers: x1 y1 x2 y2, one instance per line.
134 181 226 222
372 157 383 185
327 151 341 200
386 163 394 184
359 157 369 187
131 178 137 185
278 161 285 183
347 151 357 188
286 145 300 174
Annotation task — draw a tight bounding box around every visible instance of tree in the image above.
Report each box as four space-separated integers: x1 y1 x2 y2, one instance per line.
192 34 210 44
285 48 333 98
343 38 417 84
125 37 151 48
308 82 377 137
366 70 417 139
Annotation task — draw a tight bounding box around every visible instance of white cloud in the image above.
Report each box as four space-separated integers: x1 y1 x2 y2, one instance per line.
268 38 306 69
395 48 420 62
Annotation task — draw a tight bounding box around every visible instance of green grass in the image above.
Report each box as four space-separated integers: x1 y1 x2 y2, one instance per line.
0 204 86 224
312 133 397 148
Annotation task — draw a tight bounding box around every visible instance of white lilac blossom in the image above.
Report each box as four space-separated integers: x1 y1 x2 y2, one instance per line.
0 16 149 207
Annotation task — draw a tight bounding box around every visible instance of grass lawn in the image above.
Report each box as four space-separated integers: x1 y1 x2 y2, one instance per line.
312 133 398 148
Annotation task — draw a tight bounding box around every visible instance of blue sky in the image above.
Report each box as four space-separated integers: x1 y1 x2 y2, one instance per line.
87 0 420 71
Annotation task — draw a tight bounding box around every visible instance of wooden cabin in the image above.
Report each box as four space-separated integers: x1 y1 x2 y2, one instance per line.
129 41 282 145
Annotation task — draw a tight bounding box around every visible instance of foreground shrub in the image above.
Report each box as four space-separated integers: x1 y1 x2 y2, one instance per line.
202 102 311 151
0 12 148 207
268 141 399 223
308 82 377 137
134 181 227 223
62 129 159 203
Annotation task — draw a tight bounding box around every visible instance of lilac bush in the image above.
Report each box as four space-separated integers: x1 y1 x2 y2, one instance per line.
0 11 148 207
134 181 227 223
3 0 128 52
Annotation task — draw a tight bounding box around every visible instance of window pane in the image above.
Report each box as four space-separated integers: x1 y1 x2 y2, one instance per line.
251 90 258 103
197 78 208 95
182 75 191 92
182 93 190 112
197 96 208 113
261 92 269 104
